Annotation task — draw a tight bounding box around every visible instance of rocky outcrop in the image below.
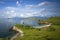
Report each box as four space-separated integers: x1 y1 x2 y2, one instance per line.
38 20 49 25
9 26 24 40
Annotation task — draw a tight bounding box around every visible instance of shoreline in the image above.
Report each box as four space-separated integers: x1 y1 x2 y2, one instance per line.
33 23 52 28
9 23 51 40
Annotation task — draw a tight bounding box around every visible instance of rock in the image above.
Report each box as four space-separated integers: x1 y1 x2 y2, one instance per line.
9 26 24 40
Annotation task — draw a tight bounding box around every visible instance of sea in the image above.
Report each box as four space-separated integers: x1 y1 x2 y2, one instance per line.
0 18 40 37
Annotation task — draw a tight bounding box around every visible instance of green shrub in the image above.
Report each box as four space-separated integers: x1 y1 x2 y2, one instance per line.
47 26 55 31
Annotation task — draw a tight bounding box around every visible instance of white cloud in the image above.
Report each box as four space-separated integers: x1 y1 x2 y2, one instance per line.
0 1 58 18
25 1 49 9
38 1 48 6
25 5 34 9
1 1 45 18
16 1 20 6
10 10 15 13
22 8 46 17
0 7 17 18
20 14 24 17
39 8 45 13
16 1 19 4
32 8 45 15
0 6 46 18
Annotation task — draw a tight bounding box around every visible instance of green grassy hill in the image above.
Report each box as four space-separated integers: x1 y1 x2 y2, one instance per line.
46 17 60 25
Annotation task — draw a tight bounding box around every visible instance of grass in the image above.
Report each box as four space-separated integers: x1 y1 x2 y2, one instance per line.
0 17 60 40
14 24 60 40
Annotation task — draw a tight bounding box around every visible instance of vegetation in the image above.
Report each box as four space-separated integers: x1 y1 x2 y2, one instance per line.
45 17 60 25
38 20 49 25
0 17 60 40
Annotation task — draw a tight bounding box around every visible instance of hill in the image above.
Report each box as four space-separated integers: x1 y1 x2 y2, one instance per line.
45 17 60 25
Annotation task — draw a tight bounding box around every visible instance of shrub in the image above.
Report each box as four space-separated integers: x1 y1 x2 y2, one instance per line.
47 26 55 31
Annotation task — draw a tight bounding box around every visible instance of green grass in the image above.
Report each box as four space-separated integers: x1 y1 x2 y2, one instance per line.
14 24 60 40
45 17 60 25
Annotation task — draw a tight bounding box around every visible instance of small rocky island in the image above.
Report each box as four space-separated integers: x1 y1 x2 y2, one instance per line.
38 20 49 25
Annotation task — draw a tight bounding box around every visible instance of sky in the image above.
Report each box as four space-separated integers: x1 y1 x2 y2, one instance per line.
0 0 60 18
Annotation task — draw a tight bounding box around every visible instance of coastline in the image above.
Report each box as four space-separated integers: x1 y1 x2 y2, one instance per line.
9 26 24 40
9 23 51 40
33 23 52 28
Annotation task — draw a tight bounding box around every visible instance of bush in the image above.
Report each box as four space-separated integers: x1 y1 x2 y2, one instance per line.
43 35 53 40
24 25 32 29
47 26 55 31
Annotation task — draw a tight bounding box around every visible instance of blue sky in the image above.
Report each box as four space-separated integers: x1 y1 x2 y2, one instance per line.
0 0 60 18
